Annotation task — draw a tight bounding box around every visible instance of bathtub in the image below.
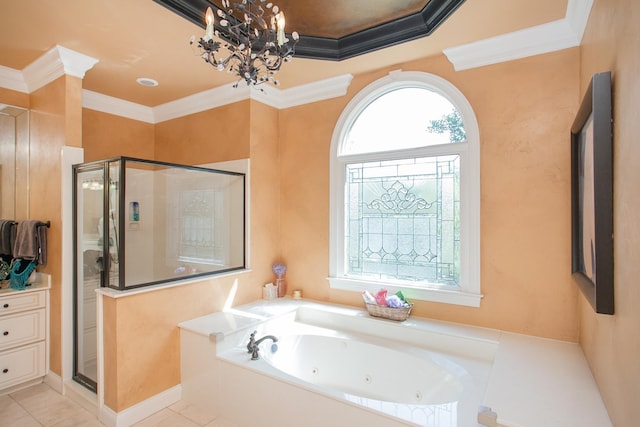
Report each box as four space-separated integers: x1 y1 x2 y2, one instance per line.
262 333 464 405
179 300 498 427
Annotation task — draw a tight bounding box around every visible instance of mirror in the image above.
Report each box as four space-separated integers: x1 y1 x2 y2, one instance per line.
0 104 29 220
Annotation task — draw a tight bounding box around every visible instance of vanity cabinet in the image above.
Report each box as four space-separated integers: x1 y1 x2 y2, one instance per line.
0 283 49 393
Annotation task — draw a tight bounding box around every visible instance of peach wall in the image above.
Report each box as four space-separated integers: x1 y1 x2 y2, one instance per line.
99 100 281 410
102 296 117 408
28 75 83 376
0 87 29 108
154 102 251 164
82 109 155 162
106 278 239 410
64 80 83 148
249 100 283 275
280 50 581 341
578 0 640 425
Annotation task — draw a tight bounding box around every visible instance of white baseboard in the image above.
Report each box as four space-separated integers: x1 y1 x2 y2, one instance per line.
64 380 99 416
99 384 182 427
44 371 63 394
46 370 181 427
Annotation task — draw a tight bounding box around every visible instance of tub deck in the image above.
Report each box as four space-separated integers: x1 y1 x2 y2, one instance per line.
178 298 611 427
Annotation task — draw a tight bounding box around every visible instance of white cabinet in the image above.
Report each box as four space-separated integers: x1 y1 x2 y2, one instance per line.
0 282 48 393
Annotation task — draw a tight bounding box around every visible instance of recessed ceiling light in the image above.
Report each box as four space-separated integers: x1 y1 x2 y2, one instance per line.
136 77 159 87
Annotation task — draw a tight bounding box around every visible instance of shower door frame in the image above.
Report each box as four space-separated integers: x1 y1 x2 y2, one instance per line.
72 161 117 393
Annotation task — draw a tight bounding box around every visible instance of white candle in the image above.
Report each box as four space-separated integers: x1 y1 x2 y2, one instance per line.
204 7 214 41
276 11 285 46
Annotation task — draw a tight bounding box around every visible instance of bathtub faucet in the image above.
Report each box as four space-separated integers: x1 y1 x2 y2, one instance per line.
247 331 278 360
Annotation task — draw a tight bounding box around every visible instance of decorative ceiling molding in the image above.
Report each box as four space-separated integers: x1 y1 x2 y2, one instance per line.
22 45 98 92
84 73 354 123
0 43 351 122
565 0 595 37
443 0 593 71
153 85 250 123
257 74 354 109
0 65 28 93
297 0 465 60
153 0 466 61
0 46 98 94
83 90 157 124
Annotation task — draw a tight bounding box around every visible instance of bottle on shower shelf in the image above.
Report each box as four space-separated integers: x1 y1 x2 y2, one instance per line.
130 201 140 221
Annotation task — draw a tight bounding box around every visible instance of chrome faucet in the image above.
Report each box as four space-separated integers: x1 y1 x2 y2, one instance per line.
247 330 278 360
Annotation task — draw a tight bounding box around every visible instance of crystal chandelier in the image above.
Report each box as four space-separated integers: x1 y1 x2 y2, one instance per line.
190 0 299 87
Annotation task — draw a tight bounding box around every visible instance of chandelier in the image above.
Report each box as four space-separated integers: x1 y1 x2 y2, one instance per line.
190 0 299 87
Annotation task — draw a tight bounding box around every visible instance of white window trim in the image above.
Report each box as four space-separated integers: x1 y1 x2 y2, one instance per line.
328 70 482 307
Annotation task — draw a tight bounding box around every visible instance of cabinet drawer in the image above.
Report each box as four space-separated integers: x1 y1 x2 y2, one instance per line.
0 291 45 315
0 341 46 390
0 309 46 351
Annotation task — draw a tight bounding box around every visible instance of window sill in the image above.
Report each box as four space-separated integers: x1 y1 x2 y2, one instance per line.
327 276 482 308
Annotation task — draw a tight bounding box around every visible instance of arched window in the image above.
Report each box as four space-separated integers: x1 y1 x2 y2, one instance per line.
329 70 481 307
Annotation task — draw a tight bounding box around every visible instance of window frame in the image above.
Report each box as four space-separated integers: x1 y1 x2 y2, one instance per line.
328 70 482 307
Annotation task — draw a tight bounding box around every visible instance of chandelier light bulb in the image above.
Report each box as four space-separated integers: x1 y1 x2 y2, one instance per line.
276 11 285 46
204 7 214 40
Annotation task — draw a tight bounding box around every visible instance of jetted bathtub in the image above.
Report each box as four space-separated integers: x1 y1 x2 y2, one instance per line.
179 300 498 427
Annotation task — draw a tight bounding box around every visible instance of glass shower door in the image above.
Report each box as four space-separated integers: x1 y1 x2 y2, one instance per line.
73 166 104 392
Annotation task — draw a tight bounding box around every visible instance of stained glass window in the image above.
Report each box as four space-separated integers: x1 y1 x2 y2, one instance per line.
179 189 222 263
329 71 481 306
345 155 460 286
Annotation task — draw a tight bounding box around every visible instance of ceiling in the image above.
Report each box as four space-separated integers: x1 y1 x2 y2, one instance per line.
0 0 568 107
154 0 467 60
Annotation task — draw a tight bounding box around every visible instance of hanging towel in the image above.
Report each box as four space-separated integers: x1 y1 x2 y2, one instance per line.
0 220 16 256
13 220 48 265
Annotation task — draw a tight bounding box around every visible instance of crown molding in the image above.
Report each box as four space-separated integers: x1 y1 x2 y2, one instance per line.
0 46 98 94
150 73 353 123
443 20 578 71
153 84 250 123
566 0 595 41
83 73 352 123
56 45 100 78
83 90 156 123
443 0 594 71
0 65 28 93
22 45 98 92
273 74 354 109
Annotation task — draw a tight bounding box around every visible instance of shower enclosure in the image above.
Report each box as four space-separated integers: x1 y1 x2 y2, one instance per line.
72 157 245 392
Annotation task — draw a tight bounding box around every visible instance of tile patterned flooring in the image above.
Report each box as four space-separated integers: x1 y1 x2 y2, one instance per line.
0 382 233 427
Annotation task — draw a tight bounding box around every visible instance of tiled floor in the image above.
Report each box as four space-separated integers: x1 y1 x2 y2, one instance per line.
0 382 233 427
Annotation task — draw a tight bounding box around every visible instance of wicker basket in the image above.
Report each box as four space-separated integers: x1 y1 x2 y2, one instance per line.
365 303 413 321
